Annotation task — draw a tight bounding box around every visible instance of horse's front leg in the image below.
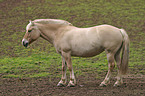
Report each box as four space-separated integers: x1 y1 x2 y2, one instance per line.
62 51 76 87
57 56 67 87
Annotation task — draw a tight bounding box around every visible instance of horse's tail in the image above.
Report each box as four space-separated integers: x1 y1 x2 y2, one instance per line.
119 29 130 75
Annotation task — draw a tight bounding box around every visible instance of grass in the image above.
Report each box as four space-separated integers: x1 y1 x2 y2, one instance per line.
0 49 108 78
0 0 144 78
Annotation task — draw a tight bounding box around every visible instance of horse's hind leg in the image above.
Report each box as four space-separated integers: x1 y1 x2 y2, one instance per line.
100 52 115 86
114 49 123 86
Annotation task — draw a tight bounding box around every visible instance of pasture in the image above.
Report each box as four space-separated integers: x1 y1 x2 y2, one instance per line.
0 0 144 95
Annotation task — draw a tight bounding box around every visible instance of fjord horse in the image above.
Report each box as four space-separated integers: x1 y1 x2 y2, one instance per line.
22 19 129 87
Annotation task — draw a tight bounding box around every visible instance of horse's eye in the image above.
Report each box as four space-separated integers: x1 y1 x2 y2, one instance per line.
28 30 32 32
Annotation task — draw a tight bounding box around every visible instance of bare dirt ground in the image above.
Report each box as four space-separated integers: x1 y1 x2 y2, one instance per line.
0 75 145 96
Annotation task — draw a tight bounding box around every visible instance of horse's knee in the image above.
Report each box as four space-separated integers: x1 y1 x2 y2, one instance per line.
109 63 115 71
62 65 67 71
111 63 115 68
67 66 72 72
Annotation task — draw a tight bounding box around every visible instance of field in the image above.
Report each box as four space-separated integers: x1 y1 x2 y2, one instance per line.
0 0 145 96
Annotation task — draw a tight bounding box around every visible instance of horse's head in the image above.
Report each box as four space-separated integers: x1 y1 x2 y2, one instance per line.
22 20 41 47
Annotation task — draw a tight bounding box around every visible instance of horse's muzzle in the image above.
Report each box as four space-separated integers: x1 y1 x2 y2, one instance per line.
22 39 29 47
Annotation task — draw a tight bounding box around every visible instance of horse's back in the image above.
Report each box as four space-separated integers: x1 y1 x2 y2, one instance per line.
71 25 123 49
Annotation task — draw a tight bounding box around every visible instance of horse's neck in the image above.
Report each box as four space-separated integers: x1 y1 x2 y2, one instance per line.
37 23 63 44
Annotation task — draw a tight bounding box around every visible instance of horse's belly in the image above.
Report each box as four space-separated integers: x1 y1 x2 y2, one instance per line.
71 46 104 57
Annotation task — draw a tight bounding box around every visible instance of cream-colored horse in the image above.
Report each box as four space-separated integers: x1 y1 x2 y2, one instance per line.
22 19 129 87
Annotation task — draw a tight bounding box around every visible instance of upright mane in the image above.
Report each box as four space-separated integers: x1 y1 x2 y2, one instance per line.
26 19 72 31
33 19 73 26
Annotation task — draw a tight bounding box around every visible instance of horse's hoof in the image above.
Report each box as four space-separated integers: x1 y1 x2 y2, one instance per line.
57 83 66 87
114 81 123 87
100 83 107 87
113 84 120 87
67 83 75 87
113 83 122 87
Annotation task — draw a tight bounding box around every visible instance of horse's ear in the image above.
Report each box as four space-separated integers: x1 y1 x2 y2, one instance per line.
29 20 32 23
29 20 35 26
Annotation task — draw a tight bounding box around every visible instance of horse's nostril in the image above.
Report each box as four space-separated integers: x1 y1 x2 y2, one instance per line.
25 42 28 47
23 42 28 47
